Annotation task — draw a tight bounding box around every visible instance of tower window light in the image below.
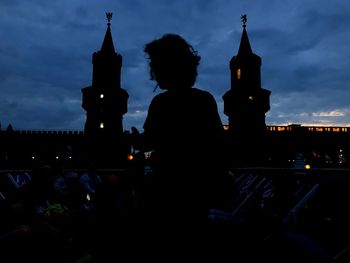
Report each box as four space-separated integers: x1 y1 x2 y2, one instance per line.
237 68 241 79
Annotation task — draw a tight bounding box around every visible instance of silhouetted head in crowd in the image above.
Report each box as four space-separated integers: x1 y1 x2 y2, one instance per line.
144 33 201 91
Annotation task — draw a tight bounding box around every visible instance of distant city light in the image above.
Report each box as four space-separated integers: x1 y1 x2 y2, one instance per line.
100 94 104 99
305 164 311 170
127 154 134 161
100 122 104 129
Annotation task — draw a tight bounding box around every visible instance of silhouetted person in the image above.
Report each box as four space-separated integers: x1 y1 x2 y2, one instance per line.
79 162 102 201
141 34 228 237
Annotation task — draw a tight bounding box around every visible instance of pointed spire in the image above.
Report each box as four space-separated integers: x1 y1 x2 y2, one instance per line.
238 14 253 56
101 12 115 53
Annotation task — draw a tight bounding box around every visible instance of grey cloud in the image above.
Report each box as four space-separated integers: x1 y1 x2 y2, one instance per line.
1 94 84 130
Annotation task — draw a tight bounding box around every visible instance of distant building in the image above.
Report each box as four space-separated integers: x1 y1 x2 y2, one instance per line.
264 124 350 168
223 15 271 166
1 124 348 169
81 13 129 166
0 128 85 169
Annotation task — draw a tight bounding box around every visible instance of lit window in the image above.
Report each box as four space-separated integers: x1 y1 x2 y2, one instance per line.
316 128 323 132
100 94 104 99
100 122 104 129
333 128 340 132
237 68 241 79
342 128 347 132
277 127 286 131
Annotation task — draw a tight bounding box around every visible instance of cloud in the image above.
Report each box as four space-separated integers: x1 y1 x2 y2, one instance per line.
311 110 345 117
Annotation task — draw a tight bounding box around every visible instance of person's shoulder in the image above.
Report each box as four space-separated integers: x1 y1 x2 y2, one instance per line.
150 91 166 101
149 91 171 106
191 88 215 100
191 87 211 95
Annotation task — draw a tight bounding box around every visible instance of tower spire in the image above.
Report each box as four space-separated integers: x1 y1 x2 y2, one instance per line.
238 14 252 56
241 14 247 28
101 12 115 53
223 14 271 166
82 11 129 166
106 12 113 27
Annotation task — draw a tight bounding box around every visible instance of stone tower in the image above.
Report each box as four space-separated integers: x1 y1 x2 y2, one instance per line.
223 15 271 166
82 13 129 166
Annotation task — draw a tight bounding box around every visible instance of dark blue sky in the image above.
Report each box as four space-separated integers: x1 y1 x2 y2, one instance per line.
1 0 350 131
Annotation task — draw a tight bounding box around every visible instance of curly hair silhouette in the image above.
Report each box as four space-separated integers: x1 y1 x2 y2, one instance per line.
144 33 201 91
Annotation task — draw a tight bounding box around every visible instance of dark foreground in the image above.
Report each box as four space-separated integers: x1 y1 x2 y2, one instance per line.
1 167 350 262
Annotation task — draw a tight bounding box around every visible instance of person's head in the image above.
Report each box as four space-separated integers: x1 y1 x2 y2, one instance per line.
144 33 201 91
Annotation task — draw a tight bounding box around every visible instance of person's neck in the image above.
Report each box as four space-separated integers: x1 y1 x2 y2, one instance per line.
167 85 192 92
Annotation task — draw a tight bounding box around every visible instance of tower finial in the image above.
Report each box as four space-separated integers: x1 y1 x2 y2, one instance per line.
241 14 247 28
106 12 113 26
